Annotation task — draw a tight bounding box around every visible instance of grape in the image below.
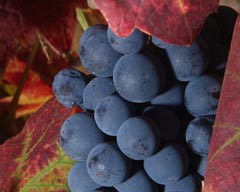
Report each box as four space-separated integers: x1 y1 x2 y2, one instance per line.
94 94 135 136
197 156 208 177
143 106 181 141
60 112 106 161
83 77 116 110
107 28 147 54
113 53 165 103
150 81 185 108
68 161 101 192
52 67 88 108
114 170 158 192
86 142 132 187
144 143 189 185
164 173 202 192
79 24 122 77
151 36 170 49
185 116 214 156
184 74 222 117
166 38 209 82
117 116 160 160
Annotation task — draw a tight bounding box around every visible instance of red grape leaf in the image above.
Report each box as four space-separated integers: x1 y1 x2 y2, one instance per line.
17 0 88 53
0 58 53 117
0 97 75 192
204 16 240 192
93 0 219 45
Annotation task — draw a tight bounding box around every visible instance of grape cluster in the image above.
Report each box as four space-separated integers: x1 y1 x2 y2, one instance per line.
52 6 237 192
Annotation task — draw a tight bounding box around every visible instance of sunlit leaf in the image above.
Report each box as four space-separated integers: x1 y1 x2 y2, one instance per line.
93 0 219 45
204 16 240 192
0 98 75 192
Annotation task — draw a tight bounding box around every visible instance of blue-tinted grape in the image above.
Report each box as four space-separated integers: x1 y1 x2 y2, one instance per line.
184 74 222 117
143 106 181 141
86 142 132 187
52 68 88 108
197 156 208 177
151 36 170 49
79 24 122 77
144 143 189 185
60 112 106 161
113 53 165 103
94 94 135 136
164 173 202 192
150 80 185 108
186 116 214 156
117 116 160 160
68 161 101 192
166 39 209 82
115 170 158 192
107 28 147 54
83 77 116 110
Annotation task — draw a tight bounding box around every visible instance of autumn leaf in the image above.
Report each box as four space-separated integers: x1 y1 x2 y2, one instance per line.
93 0 219 45
0 58 53 118
0 98 75 192
204 16 240 192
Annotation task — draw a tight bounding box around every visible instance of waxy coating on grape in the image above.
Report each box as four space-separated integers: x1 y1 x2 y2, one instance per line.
68 161 101 192
86 142 132 187
184 74 222 117
94 94 135 136
60 112 106 161
107 28 147 54
114 170 158 192
83 77 116 110
79 24 122 77
197 156 208 177
113 53 165 103
164 173 202 192
166 38 209 82
150 81 185 108
52 7 234 189
52 67 88 108
117 116 160 160
185 116 214 156
144 143 189 185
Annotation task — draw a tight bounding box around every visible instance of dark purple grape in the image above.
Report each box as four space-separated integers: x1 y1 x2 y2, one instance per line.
115 170 158 192
186 116 214 156
79 24 122 77
144 143 189 185
82 77 116 110
164 173 202 192
117 116 160 160
184 74 222 117
52 67 88 108
60 112 106 161
107 28 147 54
68 161 101 192
94 94 135 136
86 142 132 187
113 53 165 103
166 39 209 82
